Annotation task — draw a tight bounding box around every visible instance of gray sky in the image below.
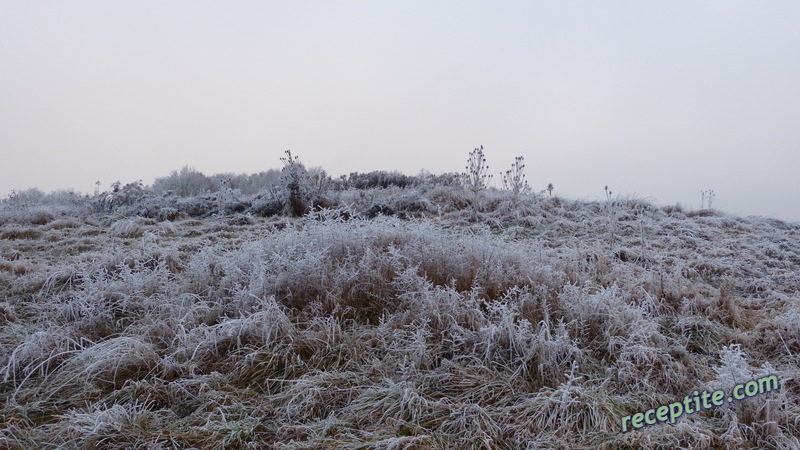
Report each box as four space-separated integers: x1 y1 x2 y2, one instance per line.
2 1 799 221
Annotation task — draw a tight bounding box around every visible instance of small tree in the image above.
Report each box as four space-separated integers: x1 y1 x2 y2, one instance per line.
464 145 492 194
501 156 529 197
281 150 310 217
546 183 554 197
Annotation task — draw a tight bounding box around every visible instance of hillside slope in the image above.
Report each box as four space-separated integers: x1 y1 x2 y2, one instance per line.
1 185 799 448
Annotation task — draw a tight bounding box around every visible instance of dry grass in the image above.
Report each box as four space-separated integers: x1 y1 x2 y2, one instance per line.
0 186 798 448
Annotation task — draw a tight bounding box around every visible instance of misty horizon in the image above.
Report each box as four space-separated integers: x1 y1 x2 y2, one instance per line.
2 1 798 222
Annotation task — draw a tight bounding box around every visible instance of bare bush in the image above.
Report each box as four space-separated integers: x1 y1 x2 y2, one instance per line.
464 145 492 194
501 156 529 198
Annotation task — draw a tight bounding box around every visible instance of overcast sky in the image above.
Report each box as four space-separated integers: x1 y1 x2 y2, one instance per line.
1 1 798 221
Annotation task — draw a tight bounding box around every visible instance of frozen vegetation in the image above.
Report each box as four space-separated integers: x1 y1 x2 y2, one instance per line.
0 161 799 448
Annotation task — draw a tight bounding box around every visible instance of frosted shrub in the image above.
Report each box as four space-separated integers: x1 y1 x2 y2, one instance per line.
363 201 395 219
708 343 774 437
348 170 416 189
152 166 214 197
712 344 753 395
393 191 436 217
280 150 311 217
154 206 179 222
98 180 148 213
175 193 217 218
708 344 792 446
248 196 283 217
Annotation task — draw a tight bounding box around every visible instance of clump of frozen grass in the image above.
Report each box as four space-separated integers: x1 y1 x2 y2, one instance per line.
343 376 444 430
40 256 176 340
43 400 176 449
473 291 580 389
560 285 643 348
47 336 160 393
108 217 143 238
609 318 690 395
0 225 43 241
0 260 31 276
270 370 368 422
508 362 622 442
44 218 82 230
0 301 16 325
174 295 298 379
438 402 503 447
389 267 484 345
2 330 78 386
767 307 800 358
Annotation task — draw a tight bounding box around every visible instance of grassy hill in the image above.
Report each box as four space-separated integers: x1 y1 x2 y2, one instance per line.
1 172 798 448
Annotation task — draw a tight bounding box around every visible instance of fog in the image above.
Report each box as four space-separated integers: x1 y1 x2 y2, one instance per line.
2 1 798 221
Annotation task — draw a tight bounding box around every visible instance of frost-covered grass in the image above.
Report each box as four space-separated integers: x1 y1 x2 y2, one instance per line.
1 186 799 448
